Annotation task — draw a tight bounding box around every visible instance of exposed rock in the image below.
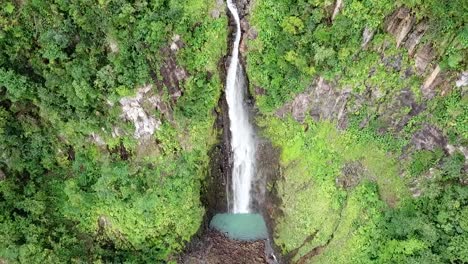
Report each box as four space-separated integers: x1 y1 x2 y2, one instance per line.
0 169 5 180
181 230 267 264
446 144 457 155
409 168 437 198
410 124 446 151
211 0 224 19
255 86 266 96
421 65 442 98
310 78 350 128
456 71 468 87
98 215 111 231
156 42 187 101
90 132 106 146
377 89 423 132
385 7 415 47
290 93 311 122
111 126 124 138
170 34 182 51
331 0 343 21
247 27 259 40
211 9 221 19
237 0 252 18
404 22 428 56
447 144 468 163
460 146 468 160
108 38 119 53
383 54 403 72
337 162 368 189
119 85 161 140
361 26 375 48
238 7 257 56
415 44 435 75
276 78 351 128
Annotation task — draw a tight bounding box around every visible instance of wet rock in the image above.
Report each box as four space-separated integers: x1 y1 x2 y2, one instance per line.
181 230 267 264
415 44 435 75
405 22 428 56
456 71 468 87
332 0 343 21
237 0 252 18
410 124 446 151
385 7 415 47
361 26 375 48
238 8 257 56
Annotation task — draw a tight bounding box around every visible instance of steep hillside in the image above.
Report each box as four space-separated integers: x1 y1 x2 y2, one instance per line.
245 0 467 263
0 0 227 262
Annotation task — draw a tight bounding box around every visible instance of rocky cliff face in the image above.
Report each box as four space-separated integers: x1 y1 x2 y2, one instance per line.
276 5 467 168
244 1 466 262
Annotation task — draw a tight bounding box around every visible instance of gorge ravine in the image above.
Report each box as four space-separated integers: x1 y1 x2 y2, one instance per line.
225 0 257 214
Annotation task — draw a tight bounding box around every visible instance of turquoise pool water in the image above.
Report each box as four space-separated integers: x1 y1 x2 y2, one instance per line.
210 213 268 241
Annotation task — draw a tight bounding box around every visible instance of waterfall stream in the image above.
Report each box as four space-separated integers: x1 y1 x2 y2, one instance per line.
225 0 256 214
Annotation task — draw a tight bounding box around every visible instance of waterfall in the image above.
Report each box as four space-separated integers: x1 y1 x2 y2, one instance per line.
226 0 256 214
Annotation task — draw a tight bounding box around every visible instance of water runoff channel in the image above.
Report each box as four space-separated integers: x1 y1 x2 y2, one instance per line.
209 0 271 246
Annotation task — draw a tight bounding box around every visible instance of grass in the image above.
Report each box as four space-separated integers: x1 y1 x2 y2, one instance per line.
261 117 409 257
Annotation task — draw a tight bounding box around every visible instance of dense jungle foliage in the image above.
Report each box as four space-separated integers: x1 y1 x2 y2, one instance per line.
1 0 226 262
1 0 467 263
247 0 467 263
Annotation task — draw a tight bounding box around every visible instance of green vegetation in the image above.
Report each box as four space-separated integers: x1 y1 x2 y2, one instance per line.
1 0 226 262
248 0 467 263
247 0 466 112
261 117 466 263
1 0 466 263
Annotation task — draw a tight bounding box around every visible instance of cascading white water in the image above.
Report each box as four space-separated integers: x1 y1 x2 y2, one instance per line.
226 0 256 214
